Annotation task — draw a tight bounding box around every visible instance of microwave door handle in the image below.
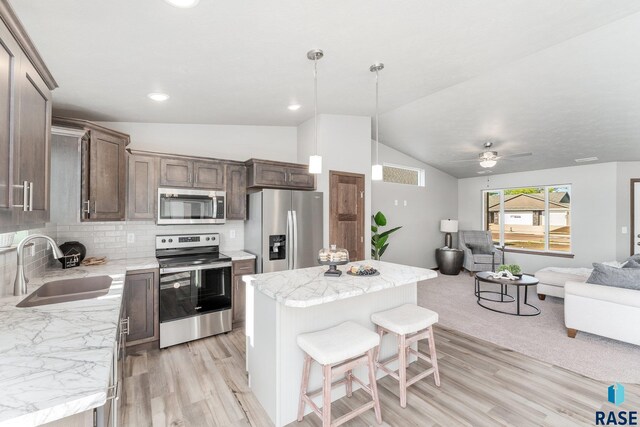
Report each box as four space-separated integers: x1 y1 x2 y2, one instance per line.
292 210 298 270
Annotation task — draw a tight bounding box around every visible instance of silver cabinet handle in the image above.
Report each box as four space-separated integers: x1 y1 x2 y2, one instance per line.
106 380 121 401
28 182 33 211
83 200 91 215
120 317 130 335
12 181 29 211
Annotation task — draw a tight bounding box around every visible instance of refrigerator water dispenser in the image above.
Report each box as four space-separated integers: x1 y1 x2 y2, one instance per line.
269 235 286 260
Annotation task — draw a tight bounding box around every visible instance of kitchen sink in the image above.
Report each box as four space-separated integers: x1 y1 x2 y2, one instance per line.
17 276 113 308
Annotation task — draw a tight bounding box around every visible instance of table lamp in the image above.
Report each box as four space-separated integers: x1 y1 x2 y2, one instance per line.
440 219 458 248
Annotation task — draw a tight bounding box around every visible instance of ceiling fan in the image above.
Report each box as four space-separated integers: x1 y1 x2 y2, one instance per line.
450 142 532 168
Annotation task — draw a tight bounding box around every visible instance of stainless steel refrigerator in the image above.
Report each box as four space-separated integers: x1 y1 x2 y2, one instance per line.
245 189 323 273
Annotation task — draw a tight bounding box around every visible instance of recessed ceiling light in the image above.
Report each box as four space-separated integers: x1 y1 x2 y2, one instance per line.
164 0 200 8
288 104 301 111
574 156 598 163
147 92 170 102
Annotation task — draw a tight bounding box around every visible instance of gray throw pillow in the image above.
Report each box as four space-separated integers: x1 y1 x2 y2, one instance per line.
466 243 494 255
587 263 640 290
623 259 640 269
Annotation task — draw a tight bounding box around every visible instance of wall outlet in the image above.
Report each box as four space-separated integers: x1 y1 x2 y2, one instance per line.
230 230 236 239
394 200 398 206
403 200 408 207
127 233 135 244
622 226 628 234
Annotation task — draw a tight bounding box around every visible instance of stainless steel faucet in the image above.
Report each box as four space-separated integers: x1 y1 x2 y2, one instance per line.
14 234 64 296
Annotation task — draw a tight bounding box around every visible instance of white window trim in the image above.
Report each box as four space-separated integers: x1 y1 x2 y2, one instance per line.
382 162 426 187
482 185 572 255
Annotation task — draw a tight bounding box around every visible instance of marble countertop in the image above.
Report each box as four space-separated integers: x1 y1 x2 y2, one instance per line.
0 257 158 427
223 250 256 261
242 260 437 308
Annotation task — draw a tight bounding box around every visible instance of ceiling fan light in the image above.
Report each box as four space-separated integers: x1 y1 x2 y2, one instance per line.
479 159 497 168
309 155 322 174
372 164 383 181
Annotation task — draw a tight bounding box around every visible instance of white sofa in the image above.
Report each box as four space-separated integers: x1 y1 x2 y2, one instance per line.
534 267 592 299
564 281 640 345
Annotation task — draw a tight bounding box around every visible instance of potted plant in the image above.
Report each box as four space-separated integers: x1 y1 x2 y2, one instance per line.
498 264 522 278
371 211 402 260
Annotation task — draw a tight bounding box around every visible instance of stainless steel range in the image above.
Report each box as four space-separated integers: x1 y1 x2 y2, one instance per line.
156 233 232 348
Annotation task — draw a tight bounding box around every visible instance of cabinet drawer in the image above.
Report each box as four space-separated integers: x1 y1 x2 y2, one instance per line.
233 259 255 276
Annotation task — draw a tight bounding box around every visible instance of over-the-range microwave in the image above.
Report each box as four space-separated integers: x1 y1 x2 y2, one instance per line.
157 188 225 225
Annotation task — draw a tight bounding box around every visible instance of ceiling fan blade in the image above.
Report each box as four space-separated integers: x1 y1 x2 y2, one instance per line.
497 152 532 160
448 158 480 163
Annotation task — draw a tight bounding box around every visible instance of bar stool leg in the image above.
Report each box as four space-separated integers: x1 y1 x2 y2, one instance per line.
322 364 332 427
398 333 408 408
297 354 312 422
375 326 385 364
427 326 441 387
345 369 353 397
367 348 383 424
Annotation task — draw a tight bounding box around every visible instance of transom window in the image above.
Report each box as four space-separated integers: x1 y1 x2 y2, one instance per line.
382 163 425 187
483 185 571 253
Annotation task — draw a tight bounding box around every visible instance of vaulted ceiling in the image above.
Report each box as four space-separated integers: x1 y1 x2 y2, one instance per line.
10 0 640 177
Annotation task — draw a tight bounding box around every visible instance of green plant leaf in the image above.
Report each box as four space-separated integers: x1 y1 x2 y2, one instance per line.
371 225 378 233
379 243 389 257
376 234 389 249
373 211 387 226
378 226 402 239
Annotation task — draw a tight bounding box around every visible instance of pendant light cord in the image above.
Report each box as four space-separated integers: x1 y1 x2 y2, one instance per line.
375 69 379 164
314 56 318 156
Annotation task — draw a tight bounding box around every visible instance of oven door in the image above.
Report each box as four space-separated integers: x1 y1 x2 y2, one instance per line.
159 262 232 323
157 188 225 225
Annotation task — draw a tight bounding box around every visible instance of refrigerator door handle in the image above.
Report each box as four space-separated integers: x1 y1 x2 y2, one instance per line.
286 210 293 270
292 210 298 269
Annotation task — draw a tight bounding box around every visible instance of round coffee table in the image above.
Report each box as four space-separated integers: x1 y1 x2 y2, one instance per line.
474 271 540 316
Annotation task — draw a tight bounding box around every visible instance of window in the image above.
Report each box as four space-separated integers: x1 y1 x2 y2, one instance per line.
382 163 425 187
483 185 571 253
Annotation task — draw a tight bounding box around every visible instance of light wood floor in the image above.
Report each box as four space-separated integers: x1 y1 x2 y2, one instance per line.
122 326 640 427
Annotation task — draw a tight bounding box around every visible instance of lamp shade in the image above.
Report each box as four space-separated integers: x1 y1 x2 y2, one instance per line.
440 219 458 233
309 155 322 174
371 164 383 181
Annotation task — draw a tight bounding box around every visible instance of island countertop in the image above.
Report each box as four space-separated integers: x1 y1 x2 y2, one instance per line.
242 260 437 308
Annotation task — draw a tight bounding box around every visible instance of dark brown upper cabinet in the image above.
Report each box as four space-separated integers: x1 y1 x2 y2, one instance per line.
159 158 225 190
225 163 246 220
246 159 316 190
53 118 130 222
0 2 57 231
127 153 157 220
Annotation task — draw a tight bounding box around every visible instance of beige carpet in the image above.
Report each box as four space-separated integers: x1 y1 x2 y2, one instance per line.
418 272 640 384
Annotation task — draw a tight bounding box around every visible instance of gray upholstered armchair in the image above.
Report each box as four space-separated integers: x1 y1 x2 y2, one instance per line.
458 230 505 275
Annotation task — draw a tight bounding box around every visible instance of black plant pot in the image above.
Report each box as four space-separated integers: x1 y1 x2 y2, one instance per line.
58 241 87 267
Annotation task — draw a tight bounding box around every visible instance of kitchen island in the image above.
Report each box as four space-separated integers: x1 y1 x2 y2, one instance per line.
242 260 437 427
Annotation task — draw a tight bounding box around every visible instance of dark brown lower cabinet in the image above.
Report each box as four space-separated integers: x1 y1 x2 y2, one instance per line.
124 269 159 346
232 259 255 325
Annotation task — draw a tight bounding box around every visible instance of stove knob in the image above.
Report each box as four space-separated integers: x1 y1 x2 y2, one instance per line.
161 239 166 243
168 238 173 243
206 237 210 241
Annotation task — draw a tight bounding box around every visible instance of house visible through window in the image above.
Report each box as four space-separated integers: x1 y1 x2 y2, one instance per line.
382 164 425 187
483 185 571 253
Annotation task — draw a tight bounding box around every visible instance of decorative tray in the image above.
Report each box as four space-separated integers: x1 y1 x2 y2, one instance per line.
346 265 379 277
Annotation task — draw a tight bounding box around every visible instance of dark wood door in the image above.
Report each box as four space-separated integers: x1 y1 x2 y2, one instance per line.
159 158 193 187
286 166 315 189
127 154 157 220
232 259 254 324
226 164 246 220
16 57 52 225
193 161 225 190
329 171 365 261
88 130 126 220
125 270 158 344
0 21 18 213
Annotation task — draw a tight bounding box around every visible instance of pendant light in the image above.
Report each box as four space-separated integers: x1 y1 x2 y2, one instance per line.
307 49 324 174
370 63 384 181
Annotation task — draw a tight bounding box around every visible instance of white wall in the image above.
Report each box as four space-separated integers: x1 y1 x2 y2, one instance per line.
372 143 458 269
96 121 298 162
616 161 640 260
297 114 372 258
458 162 619 273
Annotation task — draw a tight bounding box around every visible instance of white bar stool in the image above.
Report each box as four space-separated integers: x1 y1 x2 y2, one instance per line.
371 304 440 408
296 321 382 427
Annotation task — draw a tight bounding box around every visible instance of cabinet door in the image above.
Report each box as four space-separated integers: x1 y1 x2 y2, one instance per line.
159 158 193 187
193 161 225 190
15 57 52 225
127 154 157 220
286 166 316 189
87 131 126 220
253 162 288 187
226 164 246 220
125 270 157 344
232 275 245 324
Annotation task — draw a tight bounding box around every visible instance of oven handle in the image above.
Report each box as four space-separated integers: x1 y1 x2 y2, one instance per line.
160 262 232 274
